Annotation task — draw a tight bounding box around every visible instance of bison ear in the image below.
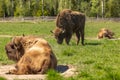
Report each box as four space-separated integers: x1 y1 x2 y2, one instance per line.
12 36 23 45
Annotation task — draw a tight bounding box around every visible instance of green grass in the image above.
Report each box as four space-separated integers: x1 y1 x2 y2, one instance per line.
46 69 64 80
0 21 55 36
0 21 120 80
0 77 7 80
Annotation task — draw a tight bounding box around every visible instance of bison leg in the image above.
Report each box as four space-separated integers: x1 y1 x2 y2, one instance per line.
75 31 80 45
65 34 72 45
50 53 57 69
104 33 113 39
7 66 27 75
6 69 17 74
39 59 50 74
80 30 84 45
14 65 29 75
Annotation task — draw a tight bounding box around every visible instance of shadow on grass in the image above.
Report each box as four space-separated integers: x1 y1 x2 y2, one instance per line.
85 42 102 46
56 65 69 73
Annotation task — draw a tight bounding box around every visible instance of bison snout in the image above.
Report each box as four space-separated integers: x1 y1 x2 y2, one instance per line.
57 40 63 44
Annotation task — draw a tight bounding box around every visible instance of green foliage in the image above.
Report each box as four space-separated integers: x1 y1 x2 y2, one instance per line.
0 0 120 17
0 0 5 17
80 1 89 13
105 0 120 17
90 0 101 17
58 0 71 11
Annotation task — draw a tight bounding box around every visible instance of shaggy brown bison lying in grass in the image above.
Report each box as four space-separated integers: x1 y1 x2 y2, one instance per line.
97 28 114 39
51 9 86 45
5 36 57 74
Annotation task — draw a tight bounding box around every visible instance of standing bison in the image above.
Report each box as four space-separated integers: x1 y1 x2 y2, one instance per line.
51 9 85 45
5 36 57 74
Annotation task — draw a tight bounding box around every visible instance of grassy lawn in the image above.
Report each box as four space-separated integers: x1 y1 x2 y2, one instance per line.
0 21 120 80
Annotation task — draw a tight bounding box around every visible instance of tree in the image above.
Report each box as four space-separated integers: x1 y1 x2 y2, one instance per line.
0 0 119 17
80 1 90 15
90 0 101 17
58 0 72 12
105 0 120 17
0 0 5 17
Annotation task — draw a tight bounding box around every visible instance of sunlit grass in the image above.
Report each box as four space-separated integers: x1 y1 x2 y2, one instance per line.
0 76 7 80
0 21 120 79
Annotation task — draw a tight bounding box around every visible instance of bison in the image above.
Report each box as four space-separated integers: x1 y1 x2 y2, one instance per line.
5 36 57 74
97 28 114 39
51 9 85 45
5 41 24 62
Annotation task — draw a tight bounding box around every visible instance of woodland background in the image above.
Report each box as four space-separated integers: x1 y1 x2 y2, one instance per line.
0 0 119 18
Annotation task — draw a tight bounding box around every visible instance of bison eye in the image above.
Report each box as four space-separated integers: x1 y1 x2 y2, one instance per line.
11 45 15 49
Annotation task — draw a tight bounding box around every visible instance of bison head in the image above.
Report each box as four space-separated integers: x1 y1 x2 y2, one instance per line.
5 36 25 62
12 36 25 54
51 27 65 44
5 42 22 62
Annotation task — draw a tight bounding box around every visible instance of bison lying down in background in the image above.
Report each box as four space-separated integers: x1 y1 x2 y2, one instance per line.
51 9 85 45
97 28 114 39
5 36 57 74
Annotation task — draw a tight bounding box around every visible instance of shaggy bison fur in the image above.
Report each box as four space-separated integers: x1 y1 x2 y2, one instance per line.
5 36 57 74
5 42 24 62
51 9 85 45
97 28 114 39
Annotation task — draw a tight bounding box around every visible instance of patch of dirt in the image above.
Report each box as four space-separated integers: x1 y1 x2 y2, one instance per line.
0 35 12 38
0 64 78 80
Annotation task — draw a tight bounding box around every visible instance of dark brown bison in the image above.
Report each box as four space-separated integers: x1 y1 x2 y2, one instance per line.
51 9 85 45
5 36 57 74
97 28 114 39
